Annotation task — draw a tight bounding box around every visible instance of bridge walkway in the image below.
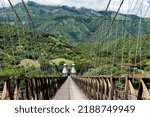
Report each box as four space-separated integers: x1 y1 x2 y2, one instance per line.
53 76 88 100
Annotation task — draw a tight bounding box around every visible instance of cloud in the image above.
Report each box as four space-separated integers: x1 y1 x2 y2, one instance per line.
0 0 150 17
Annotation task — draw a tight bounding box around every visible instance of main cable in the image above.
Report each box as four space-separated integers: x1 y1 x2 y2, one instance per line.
91 0 112 41
98 0 125 48
21 0 36 29
7 0 23 27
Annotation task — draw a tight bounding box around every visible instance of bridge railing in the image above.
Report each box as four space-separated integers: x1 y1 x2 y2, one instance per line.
72 74 150 100
0 76 67 100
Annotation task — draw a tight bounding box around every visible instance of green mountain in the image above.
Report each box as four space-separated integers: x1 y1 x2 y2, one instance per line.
0 1 150 77
0 23 82 76
82 35 150 76
0 1 150 42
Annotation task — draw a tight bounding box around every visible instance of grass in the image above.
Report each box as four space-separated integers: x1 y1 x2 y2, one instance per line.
20 59 40 68
51 58 74 65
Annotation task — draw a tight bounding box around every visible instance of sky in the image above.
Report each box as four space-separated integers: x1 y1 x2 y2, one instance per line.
0 0 150 17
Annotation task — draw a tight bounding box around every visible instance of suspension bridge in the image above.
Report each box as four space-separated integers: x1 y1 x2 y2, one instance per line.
0 0 150 100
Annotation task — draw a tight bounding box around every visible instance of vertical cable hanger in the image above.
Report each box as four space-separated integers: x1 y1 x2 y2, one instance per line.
119 0 149 75
91 0 112 42
84 0 113 76
87 0 125 76
99 0 125 75
14 0 26 76
118 0 127 97
88 0 113 72
98 0 125 49
7 0 26 76
110 0 120 75
133 0 143 74
100 15 110 75
7 0 37 76
103 1 115 75
125 0 136 64
21 0 39 76
120 0 133 73
104 0 125 38
21 0 58 77
125 0 142 74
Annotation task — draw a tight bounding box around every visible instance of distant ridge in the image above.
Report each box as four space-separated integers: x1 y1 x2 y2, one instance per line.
0 1 149 42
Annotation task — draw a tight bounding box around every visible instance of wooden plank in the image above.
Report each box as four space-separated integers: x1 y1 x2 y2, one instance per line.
103 79 107 100
25 79 30 100
128 80 137 100
35 79 39 100
54 76 88 100
137 82 143 100
128 74 146 79
107 78 111 88
108 78 114 100
1 80 13 100
1 81 7 99
95 79 100 100
91 79 95 99
124 78 129 100
88 78 92 98
29 79 34 100
79 74 148 79
39 78 44 100
0 76 10 80
14 79 21 100
98 78 103 100
7 80 13 100
141 79 150 99
0 76 66 81
44 78 49 100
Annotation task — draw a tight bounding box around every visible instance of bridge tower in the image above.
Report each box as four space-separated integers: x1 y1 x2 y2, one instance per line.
62 64 68 77
71 63 76 77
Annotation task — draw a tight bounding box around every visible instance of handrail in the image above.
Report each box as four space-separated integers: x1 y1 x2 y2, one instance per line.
0 76 67 100
0 76 67 80
79 74 149 79
72 74 150 100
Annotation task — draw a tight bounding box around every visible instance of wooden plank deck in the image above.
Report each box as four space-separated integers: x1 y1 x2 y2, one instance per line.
53 76 88 100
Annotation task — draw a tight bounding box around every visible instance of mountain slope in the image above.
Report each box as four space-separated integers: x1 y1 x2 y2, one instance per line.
0 23 81 76
0 1 150 42
82 34 150 76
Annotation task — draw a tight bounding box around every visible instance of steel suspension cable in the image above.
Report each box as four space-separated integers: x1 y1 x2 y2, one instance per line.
7 0 23 27
98 0 125 48
91 0 112 41
133 1 143 74
88 0 113 74
21 0 36 29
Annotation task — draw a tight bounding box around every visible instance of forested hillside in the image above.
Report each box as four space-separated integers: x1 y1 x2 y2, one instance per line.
0 1 150 77
0 1 150 42
0 23 84 76
82 35 150 76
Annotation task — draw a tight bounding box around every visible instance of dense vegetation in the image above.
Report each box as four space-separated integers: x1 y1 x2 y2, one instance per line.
82 35 150 76
0 1 150 77
0 23 87 76
0 1 150 42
